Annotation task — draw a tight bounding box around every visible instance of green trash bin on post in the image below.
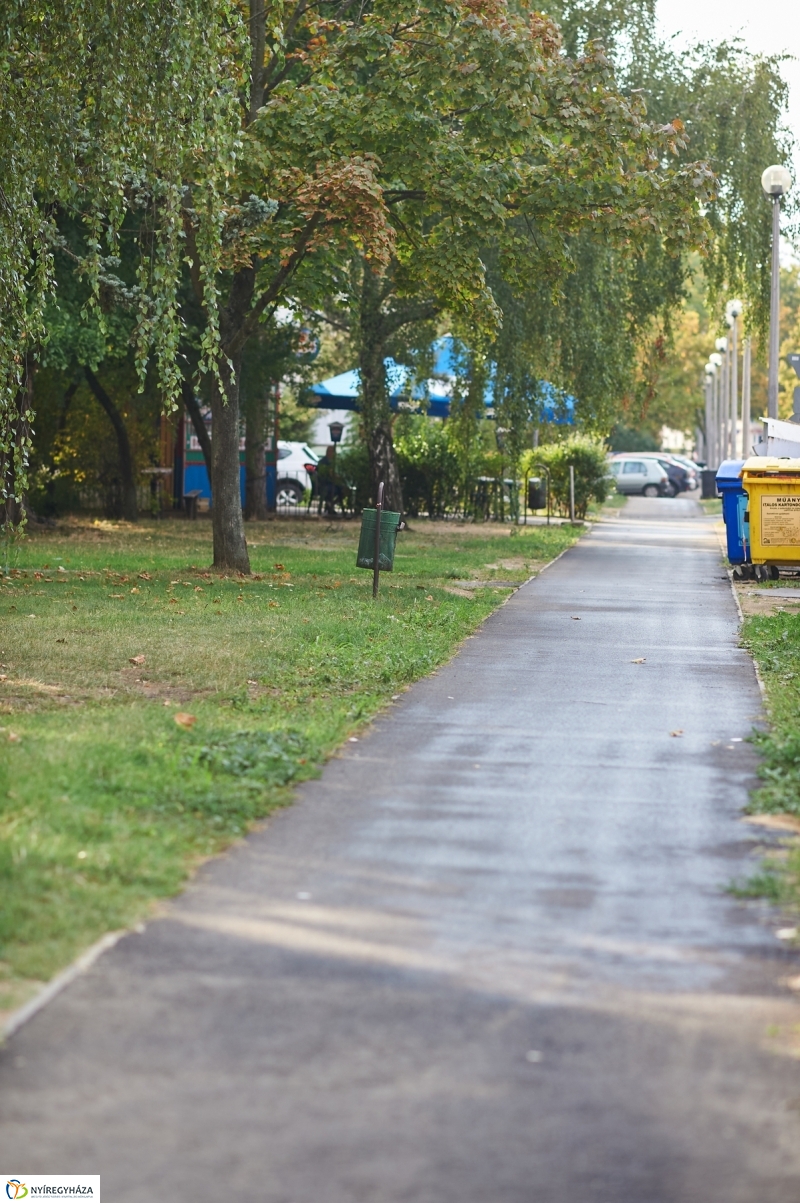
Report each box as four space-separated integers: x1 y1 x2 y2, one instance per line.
356 508 402 572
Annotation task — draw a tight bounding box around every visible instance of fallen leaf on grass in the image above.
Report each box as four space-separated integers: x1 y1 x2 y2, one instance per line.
130 587 140 594
55 639 66 645
269 601 280 609
426 595 434 601
58 566 67 574
138 572 151 581
109 594 124 600
174 712 196 730
8 731 20 742
631 658 646 664
670 729 683 737
129 655 146 666
273 563 285 570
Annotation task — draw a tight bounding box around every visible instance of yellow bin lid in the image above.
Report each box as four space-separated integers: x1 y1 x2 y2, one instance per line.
742 456 800 478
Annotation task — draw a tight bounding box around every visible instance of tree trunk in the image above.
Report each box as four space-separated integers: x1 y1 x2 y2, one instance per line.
182 379 212 481
244 390 270 520
84 366 139 522
45 380 78 512
1 360 34 531
210 352 251 573
359 265 404 513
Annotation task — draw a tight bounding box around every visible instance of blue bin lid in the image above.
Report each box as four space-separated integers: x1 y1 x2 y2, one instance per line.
715 459 746 488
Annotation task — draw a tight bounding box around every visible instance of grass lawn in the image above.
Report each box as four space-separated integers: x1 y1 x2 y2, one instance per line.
739 603 800 912
0 513 578 1017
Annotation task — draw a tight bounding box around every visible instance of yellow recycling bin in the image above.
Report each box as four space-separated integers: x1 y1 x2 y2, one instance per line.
741 456 800 565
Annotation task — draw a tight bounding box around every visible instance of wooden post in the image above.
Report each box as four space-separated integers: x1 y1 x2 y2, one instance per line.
373 481 384 599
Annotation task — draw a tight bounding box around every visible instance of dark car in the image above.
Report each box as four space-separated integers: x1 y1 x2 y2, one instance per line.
654 457 691 497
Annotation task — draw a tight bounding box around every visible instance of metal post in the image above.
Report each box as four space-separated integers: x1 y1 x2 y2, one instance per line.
713 368 721 469
730 316 738 460
721 344 729 462
373 481 384 599
768 195 781 419
742 338 752 458
704 379 712 467
569 464 575 523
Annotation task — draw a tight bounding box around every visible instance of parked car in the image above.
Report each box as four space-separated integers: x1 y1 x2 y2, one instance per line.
610 452 696 496
276 441 319 505
608 456 670 497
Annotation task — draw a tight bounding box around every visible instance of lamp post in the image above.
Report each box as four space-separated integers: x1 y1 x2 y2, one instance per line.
762 164 793 419
328 419 344 482
704 363 715 466
714 337 729 461
741 337 752 458
710 351 723 469
726 300 742 459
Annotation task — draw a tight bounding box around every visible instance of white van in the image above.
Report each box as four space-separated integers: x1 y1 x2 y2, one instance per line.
608 456 669 497
276 441 319 505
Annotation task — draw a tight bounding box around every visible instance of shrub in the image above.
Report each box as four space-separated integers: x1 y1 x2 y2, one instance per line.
395 418 460 517
524 436 610 519
336 441 372 511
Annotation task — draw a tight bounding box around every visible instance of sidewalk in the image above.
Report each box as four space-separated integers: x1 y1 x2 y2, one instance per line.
2 500 799 1202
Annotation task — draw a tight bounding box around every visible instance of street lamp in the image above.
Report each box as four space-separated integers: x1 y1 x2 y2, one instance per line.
706 359 719 469
703 363 715 469
328 419 344 486
702 361 718 490
710 352 723 470
726 301 742 460
714 338 729 461
762 164 793 419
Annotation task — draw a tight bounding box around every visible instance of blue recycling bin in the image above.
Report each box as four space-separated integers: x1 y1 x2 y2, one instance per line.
716 459 749 564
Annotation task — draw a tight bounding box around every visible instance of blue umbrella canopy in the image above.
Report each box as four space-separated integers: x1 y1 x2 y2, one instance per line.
308 336 575 423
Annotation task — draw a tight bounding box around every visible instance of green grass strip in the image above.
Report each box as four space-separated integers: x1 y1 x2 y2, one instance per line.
739 609 800 910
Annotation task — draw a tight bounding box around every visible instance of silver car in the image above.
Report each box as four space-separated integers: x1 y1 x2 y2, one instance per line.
608 456 670 497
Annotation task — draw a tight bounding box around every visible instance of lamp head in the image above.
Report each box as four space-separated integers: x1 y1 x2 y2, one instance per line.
714 337 728 353
710 353 723 368
761 164 793 198
704 363 715 377
327 420 344 444
726 299 743 320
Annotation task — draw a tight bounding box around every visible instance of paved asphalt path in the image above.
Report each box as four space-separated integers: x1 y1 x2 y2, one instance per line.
3 498 800 1202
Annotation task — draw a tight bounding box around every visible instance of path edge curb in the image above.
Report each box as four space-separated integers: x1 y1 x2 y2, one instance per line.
2 930 126 1043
